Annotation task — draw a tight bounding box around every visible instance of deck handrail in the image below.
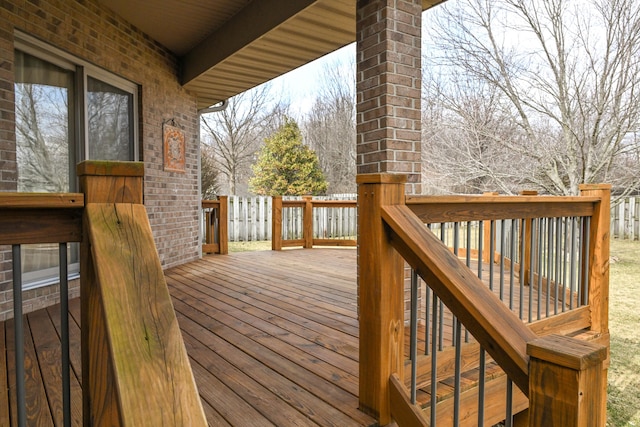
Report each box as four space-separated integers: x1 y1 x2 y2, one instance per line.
271 195 357 250
381 204 536 393
357 174 610 426
77 161 207 426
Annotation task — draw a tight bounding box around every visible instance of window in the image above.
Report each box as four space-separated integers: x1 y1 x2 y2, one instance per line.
14 33 139 289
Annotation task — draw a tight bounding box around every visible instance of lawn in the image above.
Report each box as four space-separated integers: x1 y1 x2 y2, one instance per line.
608 238 640 426
228 239 640 425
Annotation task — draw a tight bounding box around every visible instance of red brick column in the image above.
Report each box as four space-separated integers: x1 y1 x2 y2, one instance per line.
356 0 422 194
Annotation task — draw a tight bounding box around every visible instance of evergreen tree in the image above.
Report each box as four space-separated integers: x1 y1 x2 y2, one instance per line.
249 118 328 196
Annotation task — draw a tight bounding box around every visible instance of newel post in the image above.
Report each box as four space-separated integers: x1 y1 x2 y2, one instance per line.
77 161 144 426
579 183 611 425
357 173 406 425
303 196 313 248
272 196 283 250
527 335 607 427
218 196 229 255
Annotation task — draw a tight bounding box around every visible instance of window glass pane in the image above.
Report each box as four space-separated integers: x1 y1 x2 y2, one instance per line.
87 77 133 160
14 50 78 286
14 50 74 192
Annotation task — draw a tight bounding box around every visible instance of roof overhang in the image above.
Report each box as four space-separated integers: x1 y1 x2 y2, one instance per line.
99 0 447 110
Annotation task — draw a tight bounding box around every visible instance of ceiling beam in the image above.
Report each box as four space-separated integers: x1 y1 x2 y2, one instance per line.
180 0 317 85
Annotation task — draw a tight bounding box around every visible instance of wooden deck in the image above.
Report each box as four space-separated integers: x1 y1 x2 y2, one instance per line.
1 248 377 426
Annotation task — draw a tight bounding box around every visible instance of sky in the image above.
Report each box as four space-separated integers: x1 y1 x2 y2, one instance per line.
264 43 356 115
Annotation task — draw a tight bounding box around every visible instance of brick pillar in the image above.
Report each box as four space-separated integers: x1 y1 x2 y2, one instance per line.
356 0 422 194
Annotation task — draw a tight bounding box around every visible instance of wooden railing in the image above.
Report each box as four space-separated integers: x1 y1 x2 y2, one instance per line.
357 174 610 426
271 195 357 250
0 192 84 426
0 161 207 426
202 197 228 254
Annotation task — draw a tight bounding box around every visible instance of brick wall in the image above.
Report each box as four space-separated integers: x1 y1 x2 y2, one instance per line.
0 0 201 319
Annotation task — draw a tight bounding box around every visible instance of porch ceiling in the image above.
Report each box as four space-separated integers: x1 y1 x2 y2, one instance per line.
98 0 447 110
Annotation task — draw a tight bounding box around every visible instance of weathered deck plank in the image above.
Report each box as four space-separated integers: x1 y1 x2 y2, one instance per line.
1 248 376 426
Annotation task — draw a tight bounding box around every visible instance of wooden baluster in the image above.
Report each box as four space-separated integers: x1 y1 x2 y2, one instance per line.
272 196 283 251
482 192 499 264
357 173 406 425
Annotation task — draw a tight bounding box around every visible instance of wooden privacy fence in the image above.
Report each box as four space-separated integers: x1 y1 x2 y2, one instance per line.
611 196 639 240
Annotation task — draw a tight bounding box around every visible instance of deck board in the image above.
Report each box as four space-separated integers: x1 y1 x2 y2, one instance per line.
1 248 376 426
0 247 570 426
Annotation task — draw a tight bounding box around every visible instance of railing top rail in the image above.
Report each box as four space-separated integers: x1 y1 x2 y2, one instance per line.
311 200 357 208
0 192 85 245
201 199 221 208
381 204 537 395
0 192 85 209
281 200 307 208
406 195 600 223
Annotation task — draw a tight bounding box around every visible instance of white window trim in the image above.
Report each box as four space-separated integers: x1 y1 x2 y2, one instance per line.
15 30 139 162
14 30 140 289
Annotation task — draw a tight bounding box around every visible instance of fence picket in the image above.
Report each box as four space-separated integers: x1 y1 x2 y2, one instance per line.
610 196 640 241
221 195 357 242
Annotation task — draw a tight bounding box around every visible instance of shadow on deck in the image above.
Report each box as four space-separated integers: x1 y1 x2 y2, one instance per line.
1 248 376 426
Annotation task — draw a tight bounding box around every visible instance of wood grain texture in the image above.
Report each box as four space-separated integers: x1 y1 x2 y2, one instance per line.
579 184 611 426
0 326 9 427
0 192 84 208
0 209 83 244
528 335 606 427
357 174 406 424
381 204 537 395
406 195 597 223
218 195 229 254
389 373 428 427
272 196 283 250
85 203 206 426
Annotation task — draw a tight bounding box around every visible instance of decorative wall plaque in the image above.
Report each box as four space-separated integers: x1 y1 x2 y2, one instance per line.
163 121 186 172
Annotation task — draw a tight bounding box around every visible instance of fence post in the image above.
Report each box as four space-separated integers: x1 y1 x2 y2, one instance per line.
527 334 607 427
272 196 283 250
357 173 406 425
303 196 313 248
579 183 611 426
218 196 228 255
483 192 499 264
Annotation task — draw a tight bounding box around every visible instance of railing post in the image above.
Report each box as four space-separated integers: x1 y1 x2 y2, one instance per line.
303 196 313 248
77 161 144 426
520 190 538 286
527 334 607 427
272 196 283 251
357 173 406 425
218 195 229 255
579 183 611 426
482 192 499 264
